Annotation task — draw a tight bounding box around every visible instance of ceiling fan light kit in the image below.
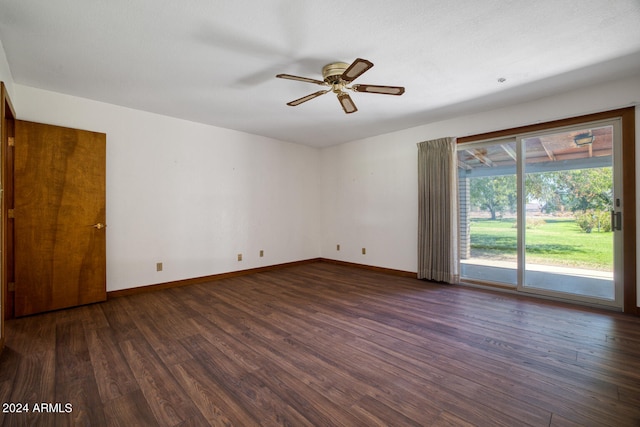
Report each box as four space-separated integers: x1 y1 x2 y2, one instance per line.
276 58 405 114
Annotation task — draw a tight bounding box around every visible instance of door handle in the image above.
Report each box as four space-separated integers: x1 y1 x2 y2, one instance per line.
92 223 106 230
610 210 622 231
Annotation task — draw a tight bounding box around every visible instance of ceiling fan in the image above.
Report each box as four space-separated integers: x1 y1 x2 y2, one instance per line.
276 58 405 114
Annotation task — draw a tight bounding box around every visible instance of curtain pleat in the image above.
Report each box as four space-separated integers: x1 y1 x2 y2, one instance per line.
417 137 459 283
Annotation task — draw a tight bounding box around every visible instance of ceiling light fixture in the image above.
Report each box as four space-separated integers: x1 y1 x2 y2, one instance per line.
574 131 594 147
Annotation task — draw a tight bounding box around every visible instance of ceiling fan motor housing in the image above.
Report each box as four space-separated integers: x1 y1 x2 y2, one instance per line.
322 62 349 83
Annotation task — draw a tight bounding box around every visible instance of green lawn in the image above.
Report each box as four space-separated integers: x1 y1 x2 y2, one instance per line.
469 218 613 270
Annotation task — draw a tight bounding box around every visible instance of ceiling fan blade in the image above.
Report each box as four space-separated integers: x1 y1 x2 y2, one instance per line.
276 74 327 86
286 90 329 106
337 93 358 114
341 58 374 82
352 84 405 95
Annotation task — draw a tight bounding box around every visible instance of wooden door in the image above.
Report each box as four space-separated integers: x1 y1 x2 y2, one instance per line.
14 120 106 316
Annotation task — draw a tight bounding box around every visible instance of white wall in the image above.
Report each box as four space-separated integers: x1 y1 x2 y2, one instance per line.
13 85 321 291
320 136 419 272
320 74 640 306
0 39 14 98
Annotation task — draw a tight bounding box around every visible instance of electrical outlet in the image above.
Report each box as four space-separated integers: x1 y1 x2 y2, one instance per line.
362 248 366 255
237 253 242 261
337 244 340 251
156 262 163 272
260 250 264 257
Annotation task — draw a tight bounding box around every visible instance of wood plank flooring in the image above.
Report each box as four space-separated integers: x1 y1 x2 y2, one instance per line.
1 261 640 426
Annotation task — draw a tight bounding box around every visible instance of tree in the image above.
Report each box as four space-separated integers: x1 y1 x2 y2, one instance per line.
470 175 516 219
563 167 612 212
526 172 563 213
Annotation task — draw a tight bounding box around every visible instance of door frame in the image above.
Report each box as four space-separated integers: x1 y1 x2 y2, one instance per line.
457 107 637 315
1 82 16 347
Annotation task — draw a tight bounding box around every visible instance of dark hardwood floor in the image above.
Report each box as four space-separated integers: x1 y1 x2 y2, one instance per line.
1 262 640 426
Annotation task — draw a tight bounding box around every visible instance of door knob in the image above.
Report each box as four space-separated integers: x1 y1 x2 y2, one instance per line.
92 223 106 230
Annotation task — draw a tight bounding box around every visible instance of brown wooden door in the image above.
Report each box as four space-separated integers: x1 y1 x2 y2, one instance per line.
14 120 106 316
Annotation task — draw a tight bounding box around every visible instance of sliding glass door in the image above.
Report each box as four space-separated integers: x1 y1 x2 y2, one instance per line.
458 119 623 308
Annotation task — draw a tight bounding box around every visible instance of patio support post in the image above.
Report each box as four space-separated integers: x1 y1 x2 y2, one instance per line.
459 176 471 259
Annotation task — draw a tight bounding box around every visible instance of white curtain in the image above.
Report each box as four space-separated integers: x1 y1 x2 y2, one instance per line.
417 137 459 283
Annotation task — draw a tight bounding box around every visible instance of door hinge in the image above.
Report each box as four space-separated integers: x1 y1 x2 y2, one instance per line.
8 137 14 147
7 209 14 219
8 282 15 292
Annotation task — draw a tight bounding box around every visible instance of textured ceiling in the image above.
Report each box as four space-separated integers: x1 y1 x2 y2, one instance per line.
1 0 639 147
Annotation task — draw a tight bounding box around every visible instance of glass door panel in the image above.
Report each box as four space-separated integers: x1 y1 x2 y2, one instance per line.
521 124 618 304
458 140 518 285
